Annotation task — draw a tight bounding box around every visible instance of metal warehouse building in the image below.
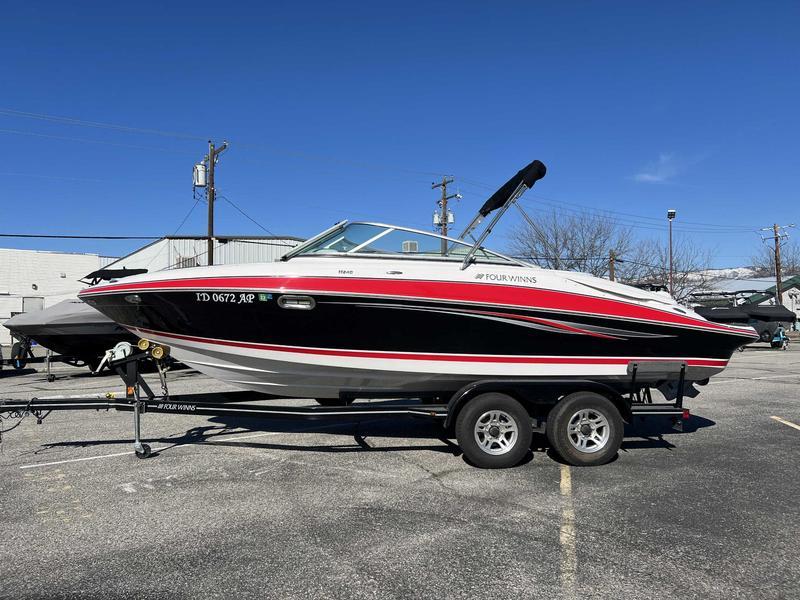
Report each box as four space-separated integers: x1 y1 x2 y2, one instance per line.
1 235 302 346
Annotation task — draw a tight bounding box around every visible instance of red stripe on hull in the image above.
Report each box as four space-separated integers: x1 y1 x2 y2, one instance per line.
131 326 729 368
81 275 750 335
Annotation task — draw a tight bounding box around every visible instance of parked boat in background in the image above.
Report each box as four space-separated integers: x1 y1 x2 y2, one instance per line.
3 268 147 372
693 290 796 343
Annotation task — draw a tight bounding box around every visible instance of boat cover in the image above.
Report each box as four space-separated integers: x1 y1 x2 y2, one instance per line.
4 299 117 331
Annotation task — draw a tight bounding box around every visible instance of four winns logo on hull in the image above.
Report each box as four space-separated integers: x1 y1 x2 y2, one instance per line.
475 273 537 284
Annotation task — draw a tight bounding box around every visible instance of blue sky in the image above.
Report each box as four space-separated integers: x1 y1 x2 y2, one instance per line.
1 1 797 267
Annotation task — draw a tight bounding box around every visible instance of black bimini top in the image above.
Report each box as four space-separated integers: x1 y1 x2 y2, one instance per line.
83 268 149 285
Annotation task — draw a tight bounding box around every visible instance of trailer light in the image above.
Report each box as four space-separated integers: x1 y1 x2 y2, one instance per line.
682 409 690 420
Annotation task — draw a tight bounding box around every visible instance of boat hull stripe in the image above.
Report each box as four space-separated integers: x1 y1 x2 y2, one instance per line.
130 326 728 367
80 276 754 335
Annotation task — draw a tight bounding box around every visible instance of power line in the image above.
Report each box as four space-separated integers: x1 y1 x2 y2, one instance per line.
172 197 203 235
0 107 207 141
457 180 757 232
0 107 775 240
216 192 278 237
0 233 160 240
0 127 196 155
0 107 447 179
509 194 757 235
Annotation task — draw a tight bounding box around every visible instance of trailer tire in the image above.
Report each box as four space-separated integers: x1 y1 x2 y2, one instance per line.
546 392 623 467
455 393 532 469
10 342 27 370
135 443 152 459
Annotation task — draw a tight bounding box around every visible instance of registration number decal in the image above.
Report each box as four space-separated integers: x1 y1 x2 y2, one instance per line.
196 292 256 304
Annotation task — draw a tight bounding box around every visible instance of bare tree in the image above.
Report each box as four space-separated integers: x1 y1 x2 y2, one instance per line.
617 236 719 301
749 240 800 277
508 208 633 277
508 208 718 301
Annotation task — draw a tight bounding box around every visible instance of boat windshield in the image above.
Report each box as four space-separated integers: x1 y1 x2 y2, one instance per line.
289 222 522 265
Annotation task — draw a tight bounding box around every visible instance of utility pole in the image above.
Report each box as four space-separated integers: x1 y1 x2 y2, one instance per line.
774 223 783 305
432 177 461 255
608 250 616 282
203 140 228 265
760 223 796 305
667 209 676 296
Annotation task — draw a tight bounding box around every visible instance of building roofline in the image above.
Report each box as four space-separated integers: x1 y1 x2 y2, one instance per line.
746 275 800 303
162 235 305 242
98 234 304 272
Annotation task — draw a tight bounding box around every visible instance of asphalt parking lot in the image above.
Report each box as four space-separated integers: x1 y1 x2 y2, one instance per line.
1 346 798 600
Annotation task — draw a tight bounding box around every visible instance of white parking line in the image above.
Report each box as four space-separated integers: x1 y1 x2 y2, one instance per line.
18 422 354 470
559 464 577 598
20 450 139 469
770 416 800 431
708 374 800 384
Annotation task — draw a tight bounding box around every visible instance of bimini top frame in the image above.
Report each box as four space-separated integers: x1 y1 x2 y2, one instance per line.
455 159 546 269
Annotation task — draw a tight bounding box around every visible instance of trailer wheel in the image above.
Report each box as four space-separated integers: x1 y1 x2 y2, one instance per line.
546 392 623 467
455 393 532 469
10 342 25 369
135 443 152 459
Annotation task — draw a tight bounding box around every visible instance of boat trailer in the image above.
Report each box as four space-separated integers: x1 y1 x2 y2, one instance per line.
0 336 97 382
0 351 691 466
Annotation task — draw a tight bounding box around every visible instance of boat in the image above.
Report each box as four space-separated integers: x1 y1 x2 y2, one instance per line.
3 298 140 371
4 269 147 371
693 306 751 327
694 292 796 342
79 160 758 399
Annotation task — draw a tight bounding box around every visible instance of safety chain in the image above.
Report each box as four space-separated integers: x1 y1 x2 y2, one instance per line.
0 398 36 451
157 360 169 399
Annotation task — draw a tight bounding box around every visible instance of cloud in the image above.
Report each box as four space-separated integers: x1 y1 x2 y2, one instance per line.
633 153 680 183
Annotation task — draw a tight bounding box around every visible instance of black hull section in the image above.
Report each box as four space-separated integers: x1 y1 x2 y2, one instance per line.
85 290 752 362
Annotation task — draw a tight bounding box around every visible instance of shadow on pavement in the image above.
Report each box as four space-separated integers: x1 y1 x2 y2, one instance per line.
34 415 463 459
0 368 38 378
620 414 715 452
32 412 716 465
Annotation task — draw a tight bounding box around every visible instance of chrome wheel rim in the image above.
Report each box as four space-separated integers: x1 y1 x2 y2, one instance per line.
567 409 610 454
474 410 519 455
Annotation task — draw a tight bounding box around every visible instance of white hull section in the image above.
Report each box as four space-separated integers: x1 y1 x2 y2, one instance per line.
133 328 727 398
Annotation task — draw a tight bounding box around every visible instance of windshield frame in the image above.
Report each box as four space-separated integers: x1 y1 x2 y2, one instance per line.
281 221 532 267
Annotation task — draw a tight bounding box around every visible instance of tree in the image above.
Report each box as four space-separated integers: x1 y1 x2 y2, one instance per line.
508 207 634 278
749 240 800 277
508 207 718 301
617 236 719 302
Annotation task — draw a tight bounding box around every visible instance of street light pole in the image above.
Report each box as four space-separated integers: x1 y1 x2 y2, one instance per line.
667 209 676 296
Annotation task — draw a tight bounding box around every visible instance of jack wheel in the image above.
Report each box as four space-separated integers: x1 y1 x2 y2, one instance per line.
47 375 56 382
135 443 152 459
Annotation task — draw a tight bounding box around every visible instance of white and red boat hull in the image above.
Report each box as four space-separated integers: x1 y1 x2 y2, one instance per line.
79 258 756 398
